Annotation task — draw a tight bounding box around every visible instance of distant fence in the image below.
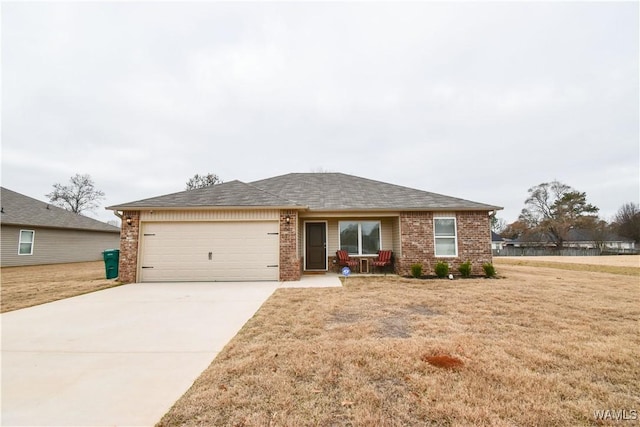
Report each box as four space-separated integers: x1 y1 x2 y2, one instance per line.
493 247 639 257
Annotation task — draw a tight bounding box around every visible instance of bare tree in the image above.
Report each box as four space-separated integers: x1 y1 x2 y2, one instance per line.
491 216 507 234
613 202 640 243
46 174 105 214
518 180 599 249
185 173 222 190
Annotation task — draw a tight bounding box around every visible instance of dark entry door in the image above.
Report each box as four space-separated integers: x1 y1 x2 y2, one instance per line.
306 222 327 270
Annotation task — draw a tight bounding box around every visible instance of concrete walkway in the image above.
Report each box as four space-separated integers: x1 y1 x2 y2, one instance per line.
1 277 341 427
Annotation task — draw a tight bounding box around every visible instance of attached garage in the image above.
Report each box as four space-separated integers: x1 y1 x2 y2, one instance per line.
138 221 280 282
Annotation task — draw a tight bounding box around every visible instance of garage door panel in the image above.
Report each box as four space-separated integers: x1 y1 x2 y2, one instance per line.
140 222 279 282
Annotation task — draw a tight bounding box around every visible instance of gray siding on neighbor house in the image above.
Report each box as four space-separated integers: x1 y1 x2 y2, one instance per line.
1 225 120 267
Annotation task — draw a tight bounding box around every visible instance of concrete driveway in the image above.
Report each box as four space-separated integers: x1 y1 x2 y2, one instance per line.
1 282 281 426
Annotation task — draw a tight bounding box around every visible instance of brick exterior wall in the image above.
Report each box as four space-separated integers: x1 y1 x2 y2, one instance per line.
328 255 340 273
397 211 492 277
456 211 493 275
279 210 301 281
397 212 434 276
118 210 140 283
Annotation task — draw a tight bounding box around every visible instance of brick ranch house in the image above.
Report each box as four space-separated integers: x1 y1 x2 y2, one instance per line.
107 173 502 283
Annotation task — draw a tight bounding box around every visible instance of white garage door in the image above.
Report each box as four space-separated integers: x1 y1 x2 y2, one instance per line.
139 222 280 282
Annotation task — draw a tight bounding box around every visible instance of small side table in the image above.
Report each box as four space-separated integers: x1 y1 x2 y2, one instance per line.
360 258 369 274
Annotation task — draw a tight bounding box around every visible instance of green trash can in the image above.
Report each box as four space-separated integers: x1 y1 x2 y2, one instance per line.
103 249 120 279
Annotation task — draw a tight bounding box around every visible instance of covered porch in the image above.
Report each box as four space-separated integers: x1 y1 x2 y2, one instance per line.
298 212 401 275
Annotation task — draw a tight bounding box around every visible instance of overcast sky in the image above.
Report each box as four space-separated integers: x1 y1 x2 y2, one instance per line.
2 1 638 225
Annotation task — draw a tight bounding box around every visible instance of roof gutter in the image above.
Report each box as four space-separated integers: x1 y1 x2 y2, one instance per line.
105 205 502 213
306 207 504 213
105 205 308 212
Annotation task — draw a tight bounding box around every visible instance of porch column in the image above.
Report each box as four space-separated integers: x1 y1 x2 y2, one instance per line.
119 210 140 284
279 210 301 281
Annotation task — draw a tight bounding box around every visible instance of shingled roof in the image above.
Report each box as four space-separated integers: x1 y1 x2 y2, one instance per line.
252 173 500 211
1 187 120 233
108 173 501 212
107 180 303 210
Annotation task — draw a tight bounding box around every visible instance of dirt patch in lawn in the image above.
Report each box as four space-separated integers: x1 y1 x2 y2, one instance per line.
495 255 639 276
157 265 639 427
422 354 465 371
1 261 121 313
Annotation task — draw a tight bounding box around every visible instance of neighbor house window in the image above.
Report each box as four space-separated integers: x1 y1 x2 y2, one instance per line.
339 221 381 255
18 230 35 255
434 218 457 257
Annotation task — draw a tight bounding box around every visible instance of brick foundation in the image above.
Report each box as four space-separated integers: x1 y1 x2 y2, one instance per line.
118 210 140 283
279 210 301 281
328 255 340 273
397 211 492 277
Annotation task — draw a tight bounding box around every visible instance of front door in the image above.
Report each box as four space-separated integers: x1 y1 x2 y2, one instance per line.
305 222 327 270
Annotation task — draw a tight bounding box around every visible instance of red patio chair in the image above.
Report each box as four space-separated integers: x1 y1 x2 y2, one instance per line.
336 250 358 271
371 250 392 273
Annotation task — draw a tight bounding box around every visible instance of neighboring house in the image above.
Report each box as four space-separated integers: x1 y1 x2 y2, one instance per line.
1 187 120 267
107 173 502 283
491 231 505 252
508 229 636 252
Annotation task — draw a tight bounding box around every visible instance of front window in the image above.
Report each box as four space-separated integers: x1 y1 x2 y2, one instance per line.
19 230 35 255
339 221 381 255
434 218 457 257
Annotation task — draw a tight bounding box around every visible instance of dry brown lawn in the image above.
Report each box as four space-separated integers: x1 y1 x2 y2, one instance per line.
495 255 640 277
515 255 640 267
157 264 640 426
1 261 121 313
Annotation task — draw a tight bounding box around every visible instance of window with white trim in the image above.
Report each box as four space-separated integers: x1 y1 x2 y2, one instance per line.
19 230 35 255
434 218 457 257
339 221 381 255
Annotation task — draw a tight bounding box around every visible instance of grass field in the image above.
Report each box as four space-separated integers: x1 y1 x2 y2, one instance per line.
0 261 121 313
157 262 640 426
494 255 639 277
513 255 639 267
